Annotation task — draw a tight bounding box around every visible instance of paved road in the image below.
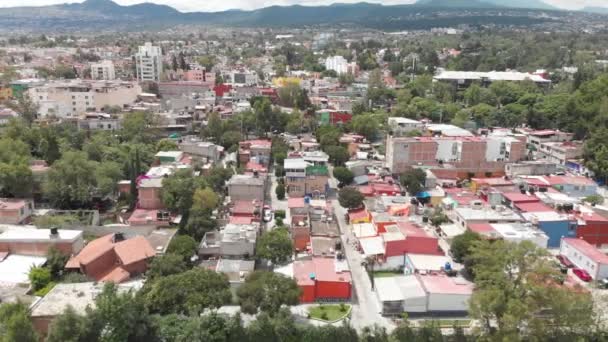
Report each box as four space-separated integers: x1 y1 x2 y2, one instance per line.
268 172 289 229
331 199 395 332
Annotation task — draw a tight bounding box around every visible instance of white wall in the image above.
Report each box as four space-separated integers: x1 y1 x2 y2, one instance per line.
560 240 608 279
436 141 461 162
427 293 470 312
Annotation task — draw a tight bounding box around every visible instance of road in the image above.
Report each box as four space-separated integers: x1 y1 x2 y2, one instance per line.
331 198 395 332
268 172 289 229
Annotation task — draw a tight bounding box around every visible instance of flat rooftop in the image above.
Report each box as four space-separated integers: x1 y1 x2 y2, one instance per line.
417 274 474 295
0 255 46 284
0 227 82 242
30 282 102 317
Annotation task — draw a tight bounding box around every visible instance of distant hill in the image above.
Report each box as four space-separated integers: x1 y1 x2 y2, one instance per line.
0 0 567 32
479 0 557 10
582 6 608 14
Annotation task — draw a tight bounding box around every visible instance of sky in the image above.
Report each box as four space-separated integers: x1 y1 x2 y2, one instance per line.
0 0 607 12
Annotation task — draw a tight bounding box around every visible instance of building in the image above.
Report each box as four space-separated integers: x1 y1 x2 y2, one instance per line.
433 70 551 89
28 80 141 118
158 81 214 97
284 159 329 198
375 274 473 315
505 161 558 177
325 56 357 75
215 258 255 291
521 211 576 248
227 174 266 202
316 110 352 126
467 222 549 248
0 226 84 257
90 60 116 80
537 141 583 165
525 129 573 149
138 178 164 210
575 208 608 247
387 117 425 136
179 137 221 162
65 233 156 283
230 70 258 86
0 198 33 224
135 42 163 82
385 136 526 178
283 257 352 303
560 237 608 280
199 224 257 258
78 113 122 131
238 139 272 166
0 85 12 101
454 206 523 230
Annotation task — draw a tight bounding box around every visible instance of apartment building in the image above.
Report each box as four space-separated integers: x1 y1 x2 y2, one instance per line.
385 135 526 178
325 56 357 75
28 80 141 118
284 158 329 198
135 43 163 82
90 60 116 81
536 141 583 165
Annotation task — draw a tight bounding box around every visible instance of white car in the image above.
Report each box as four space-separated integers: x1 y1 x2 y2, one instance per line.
263 209 273 222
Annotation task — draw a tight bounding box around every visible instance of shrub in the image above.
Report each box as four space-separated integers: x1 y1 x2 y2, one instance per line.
321 312 329 320
274 210 286 219
275 184 286 200
339 303 347 312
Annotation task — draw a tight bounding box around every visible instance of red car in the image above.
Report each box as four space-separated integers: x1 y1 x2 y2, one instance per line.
556 255 574 268
573 268 592 282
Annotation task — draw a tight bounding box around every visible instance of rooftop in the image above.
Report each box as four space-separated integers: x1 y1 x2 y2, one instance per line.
228 174 265 186
0 227 82 242
563 238 608 264
417 274 474 295
434 70 550 83
0 254 46 284
0 199 29 210
455 207 523 222
407 253 452 272
30 282 102 317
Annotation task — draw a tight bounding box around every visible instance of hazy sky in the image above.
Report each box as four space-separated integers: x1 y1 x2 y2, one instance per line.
1 0 607 12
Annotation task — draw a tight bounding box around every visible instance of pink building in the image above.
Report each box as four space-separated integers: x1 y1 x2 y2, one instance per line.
138 178 164 210
184 69 207 82
0 199 34 224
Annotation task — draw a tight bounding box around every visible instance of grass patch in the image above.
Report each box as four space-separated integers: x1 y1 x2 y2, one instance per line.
372 270 403 278
420 319 471 328
308 304 351 322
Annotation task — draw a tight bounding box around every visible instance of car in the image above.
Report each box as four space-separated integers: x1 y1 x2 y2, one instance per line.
556 255 574 268
263 209 273 222
599 278 608 289
573 268 592 282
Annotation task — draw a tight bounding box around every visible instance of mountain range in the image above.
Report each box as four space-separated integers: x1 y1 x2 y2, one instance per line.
0 0 605 32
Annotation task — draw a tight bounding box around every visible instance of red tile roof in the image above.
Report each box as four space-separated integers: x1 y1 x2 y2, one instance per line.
99 266 130 283
502 192 540 204
288 197 306 209
515 202 554 213
114 236 155 265
468 223 496 234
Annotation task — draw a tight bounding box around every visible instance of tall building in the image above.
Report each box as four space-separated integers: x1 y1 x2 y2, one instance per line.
325 56 348 75
90 60 116 80
135 43 163 82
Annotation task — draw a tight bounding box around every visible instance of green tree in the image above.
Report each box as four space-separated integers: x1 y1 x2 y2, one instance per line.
333 166 354 186
584 128 608 182
146 253 188 281
120 111 157 144
0 302 38 342
46 246 68 279
161 169 204 214
46 306 92 342
167 235 198 263
352 114 379 141
325 146 350 166
275 183 286 200
399 169 426 196
469 240 595 339
28 266 51 291
237 271 301 316
143 268 232 315
0 138 33 197
192 187 219 212
450 230 482 263
256 228 293 266
43 151 98 209
184 209 218 241
338 187 364 210
7 94 38 125
156 139 179 152
94 161 123 196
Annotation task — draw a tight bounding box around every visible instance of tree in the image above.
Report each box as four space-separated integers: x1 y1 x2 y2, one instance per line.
46 306 92 342
0 138 33 197
28 266 51 291
192 187 219 212
161 169 204 214
7 94 38 125
351 114 379 141
450 231 482 263
184 209 218 241
94 161 123 197
43 151 98 209
237 271 301 316
325 145 350 166
583 194 604 206
156 139 178 152
275 183 286 200
399 169 427 196
256 228 293 266
143 268 232 315
468 240 595 339
167 235 198 263
338 187 364 210
584 128 608 182
146 253 188 281
0 302 38 342
120 111 157 144
46 246 68 279
333 166 354 186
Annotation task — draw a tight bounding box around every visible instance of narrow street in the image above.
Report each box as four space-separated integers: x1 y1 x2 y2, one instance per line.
331 199 395 332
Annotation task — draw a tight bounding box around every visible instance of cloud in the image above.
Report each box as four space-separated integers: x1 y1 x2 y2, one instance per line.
1 0 607 12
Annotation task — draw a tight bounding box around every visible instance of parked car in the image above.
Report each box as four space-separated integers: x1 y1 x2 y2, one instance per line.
556 255 574 268
599 278 608 289
263 209 273 222
573 268 592 282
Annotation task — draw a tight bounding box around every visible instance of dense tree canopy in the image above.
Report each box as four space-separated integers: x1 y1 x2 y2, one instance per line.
237 271 301 316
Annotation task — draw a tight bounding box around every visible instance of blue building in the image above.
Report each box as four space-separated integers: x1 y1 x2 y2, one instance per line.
522 211 577 248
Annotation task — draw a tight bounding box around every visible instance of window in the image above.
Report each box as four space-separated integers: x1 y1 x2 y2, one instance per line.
72 101 76 105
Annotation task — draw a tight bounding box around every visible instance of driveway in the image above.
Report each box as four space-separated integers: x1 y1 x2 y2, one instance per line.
268 172 289 229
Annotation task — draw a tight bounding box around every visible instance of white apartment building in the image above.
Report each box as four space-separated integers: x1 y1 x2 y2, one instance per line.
135 43 163 82
28 80 142 118
325 56 354 75
90 60 116 81
230 71 258 86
